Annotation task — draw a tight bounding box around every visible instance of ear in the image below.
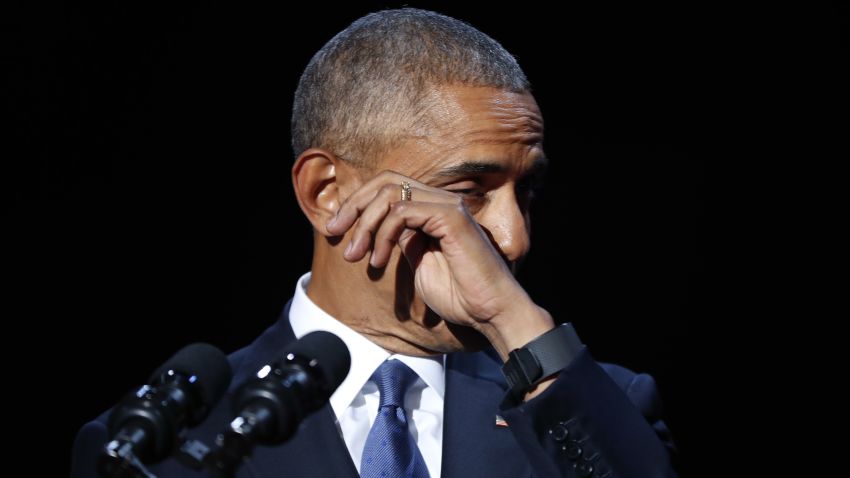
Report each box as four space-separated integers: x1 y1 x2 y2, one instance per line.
291 148 360 236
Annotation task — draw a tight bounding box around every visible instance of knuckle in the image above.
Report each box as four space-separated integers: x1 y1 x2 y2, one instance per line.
390 200 408 214
379 183 398 198
451 201 468 216
379 170 399 181
449 203 475 227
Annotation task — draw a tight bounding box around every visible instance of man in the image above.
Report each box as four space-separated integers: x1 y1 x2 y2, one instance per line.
72 8 677 478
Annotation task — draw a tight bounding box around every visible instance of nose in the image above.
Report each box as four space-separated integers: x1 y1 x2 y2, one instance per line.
479 186 531 264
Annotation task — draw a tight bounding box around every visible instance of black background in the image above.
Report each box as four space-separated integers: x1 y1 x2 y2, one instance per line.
5 2 738 476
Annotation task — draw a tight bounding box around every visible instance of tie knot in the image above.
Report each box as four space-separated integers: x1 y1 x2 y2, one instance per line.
371 359 418 408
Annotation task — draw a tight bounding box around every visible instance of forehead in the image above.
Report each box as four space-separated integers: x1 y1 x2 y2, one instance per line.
380 85 545 177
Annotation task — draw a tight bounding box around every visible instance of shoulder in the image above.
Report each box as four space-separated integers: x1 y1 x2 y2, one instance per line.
454 346 664 415
598 361 665 421
457 345 658 391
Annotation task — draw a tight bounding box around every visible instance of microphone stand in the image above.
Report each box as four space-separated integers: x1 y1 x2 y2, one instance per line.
98 435 158 478
178 403 277 478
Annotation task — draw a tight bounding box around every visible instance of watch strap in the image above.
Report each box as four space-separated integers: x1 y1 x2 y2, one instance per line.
501 323 584 398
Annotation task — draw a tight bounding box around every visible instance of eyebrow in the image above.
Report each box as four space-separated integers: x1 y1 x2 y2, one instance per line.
433 156 548 178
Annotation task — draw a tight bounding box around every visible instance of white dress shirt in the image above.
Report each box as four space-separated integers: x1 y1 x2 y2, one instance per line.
289 272 445 477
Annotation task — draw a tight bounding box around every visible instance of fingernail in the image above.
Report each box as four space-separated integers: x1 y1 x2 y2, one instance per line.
344 241 354 257
326 216 337 230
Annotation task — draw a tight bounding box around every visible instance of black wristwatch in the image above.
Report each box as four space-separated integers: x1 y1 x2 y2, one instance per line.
501 323 584 398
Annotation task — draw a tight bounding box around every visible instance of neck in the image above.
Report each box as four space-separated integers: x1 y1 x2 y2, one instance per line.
306 248 441 357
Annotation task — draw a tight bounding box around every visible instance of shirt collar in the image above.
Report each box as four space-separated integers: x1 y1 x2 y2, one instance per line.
289 272 445 421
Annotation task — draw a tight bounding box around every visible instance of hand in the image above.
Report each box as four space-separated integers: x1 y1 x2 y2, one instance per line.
325 170 554 360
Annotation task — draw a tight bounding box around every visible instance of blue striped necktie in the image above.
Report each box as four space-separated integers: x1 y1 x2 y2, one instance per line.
360 359 431 478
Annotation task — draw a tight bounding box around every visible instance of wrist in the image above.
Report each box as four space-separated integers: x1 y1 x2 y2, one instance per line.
478 297 555 362
500 322 585 402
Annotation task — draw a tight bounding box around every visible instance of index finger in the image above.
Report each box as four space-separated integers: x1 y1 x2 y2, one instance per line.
325 170 408 235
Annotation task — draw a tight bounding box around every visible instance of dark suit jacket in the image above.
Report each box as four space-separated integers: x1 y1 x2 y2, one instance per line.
71 301 678 478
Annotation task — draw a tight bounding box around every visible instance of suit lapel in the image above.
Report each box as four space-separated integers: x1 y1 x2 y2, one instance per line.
245 404 358 478
440 350 532 478
233 302 530 478
234 302 359 478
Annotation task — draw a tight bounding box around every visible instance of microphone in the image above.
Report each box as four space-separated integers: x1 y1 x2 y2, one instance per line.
98 343 232 478
181 331 350 476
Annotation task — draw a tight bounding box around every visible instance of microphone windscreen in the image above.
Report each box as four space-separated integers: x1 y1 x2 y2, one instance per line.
287 331 351 389
148 343 232 406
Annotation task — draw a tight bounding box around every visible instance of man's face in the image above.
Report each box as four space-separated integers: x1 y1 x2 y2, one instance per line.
353 84 547 354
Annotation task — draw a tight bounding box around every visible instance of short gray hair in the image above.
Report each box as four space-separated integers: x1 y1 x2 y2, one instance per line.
291 8 530 167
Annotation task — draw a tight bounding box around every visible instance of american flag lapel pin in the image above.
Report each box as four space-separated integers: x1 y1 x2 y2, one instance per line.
495 415 508 428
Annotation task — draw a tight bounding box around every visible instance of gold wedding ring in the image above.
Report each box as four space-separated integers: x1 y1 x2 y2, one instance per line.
401 181 412 201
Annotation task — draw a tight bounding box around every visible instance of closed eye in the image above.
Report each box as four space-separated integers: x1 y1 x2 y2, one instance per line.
443 180 484 197
442 183 488 213
448 188 484 196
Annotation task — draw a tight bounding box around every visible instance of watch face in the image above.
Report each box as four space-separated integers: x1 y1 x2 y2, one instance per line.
516 347 543 383
503 348 542 393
